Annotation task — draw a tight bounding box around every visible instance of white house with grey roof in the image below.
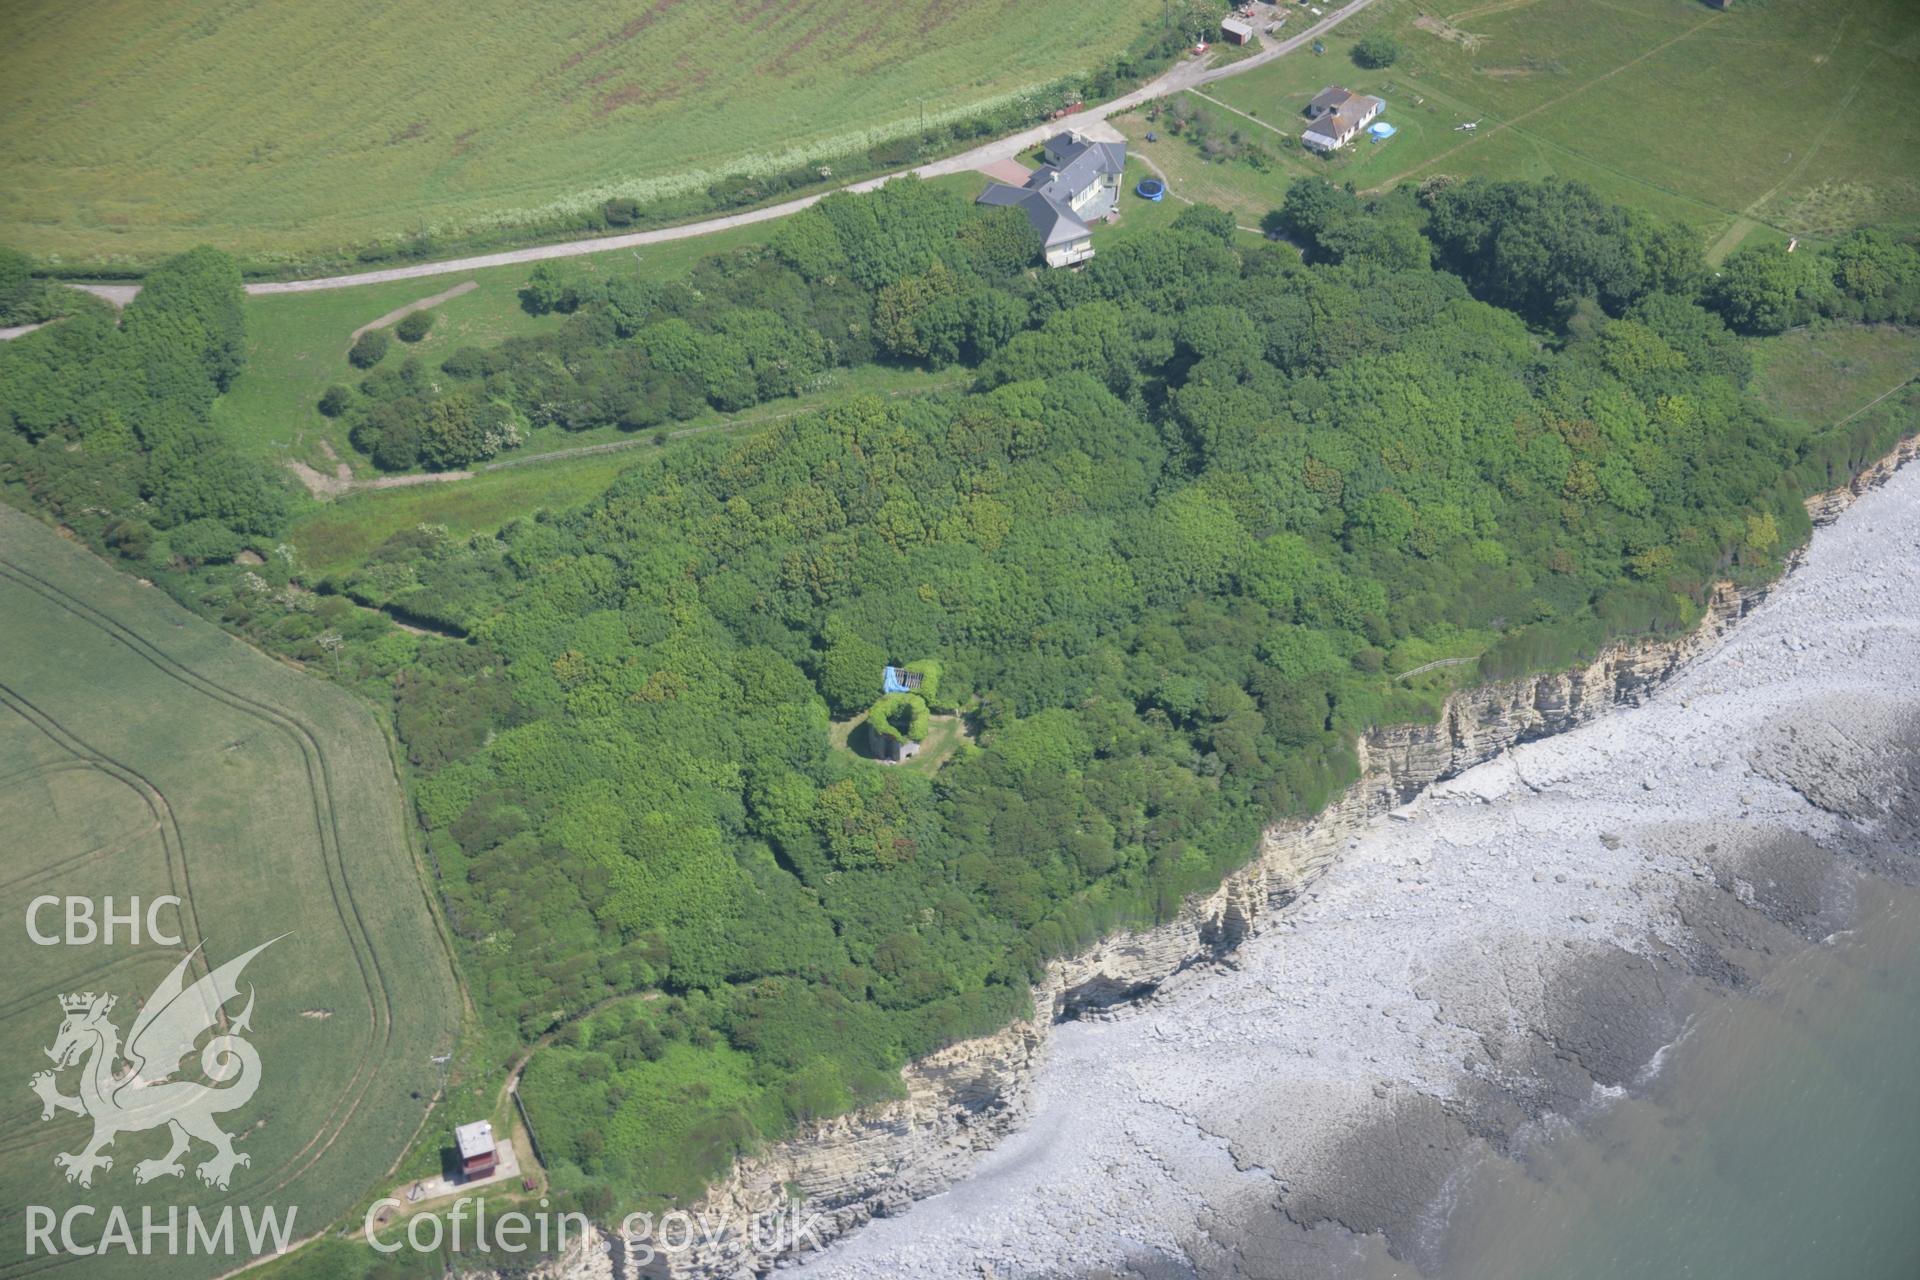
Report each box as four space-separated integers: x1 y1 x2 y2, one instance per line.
976 131 1126 267
1301 86 1384 152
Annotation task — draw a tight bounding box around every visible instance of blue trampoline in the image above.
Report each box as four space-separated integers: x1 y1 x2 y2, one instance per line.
1135 178 1165 201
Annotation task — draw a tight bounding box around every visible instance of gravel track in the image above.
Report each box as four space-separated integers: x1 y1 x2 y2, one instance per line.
346 280 478 345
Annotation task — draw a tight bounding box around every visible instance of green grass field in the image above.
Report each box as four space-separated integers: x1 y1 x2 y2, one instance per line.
1749 323 1920 430
286 453 652 579
1112 99 1300 225
1144 0 1918 251
0 506 458 1278
0 0 1164 268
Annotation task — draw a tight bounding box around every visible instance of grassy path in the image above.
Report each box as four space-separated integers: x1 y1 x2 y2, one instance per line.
1703 38 1872 264
1831 372 1919 430
287 379 967 499
346 280 478 345
1396 655 1477 680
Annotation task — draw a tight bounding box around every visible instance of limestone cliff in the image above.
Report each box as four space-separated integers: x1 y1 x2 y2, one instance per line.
1804 433 1920 525
455 1223 617 1280
566 442 1914 1280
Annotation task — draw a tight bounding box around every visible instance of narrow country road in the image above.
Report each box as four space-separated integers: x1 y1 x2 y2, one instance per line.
60 0 1377 307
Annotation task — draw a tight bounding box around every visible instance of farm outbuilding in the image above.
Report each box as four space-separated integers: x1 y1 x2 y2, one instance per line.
870 720 924 764
868 662 941 763
866 691 929 764
1221 17 1254 44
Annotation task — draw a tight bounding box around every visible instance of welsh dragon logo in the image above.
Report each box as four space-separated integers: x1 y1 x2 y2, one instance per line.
30 939 278 1190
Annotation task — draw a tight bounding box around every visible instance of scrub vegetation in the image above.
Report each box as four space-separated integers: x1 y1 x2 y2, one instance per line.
5 161 1918 1243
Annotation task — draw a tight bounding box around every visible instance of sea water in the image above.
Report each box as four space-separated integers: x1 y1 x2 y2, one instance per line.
1385 881 1920 1280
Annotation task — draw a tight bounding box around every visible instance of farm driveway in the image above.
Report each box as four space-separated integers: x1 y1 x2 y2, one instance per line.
976 157 1034 185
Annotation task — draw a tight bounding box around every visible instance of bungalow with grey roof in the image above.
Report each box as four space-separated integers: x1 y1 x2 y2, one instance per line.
976 131 1126 267
1301 86 1384 152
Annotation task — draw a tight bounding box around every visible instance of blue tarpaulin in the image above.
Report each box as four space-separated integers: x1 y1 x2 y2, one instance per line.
883 666 915 694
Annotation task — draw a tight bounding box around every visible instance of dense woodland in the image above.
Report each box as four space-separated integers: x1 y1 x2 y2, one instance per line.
0 248 286 561
3 175 1918 1213
0 247 74 326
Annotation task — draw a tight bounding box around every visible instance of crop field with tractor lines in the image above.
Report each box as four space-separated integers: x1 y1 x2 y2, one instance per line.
0 0 1164 269
0 506 457 1279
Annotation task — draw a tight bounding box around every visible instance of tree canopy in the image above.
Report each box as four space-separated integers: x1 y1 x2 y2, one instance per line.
1352 32 1401 68
13 177 1914 1217
224 176 1866 1213
0 245 286 558
1423 177 1699 323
